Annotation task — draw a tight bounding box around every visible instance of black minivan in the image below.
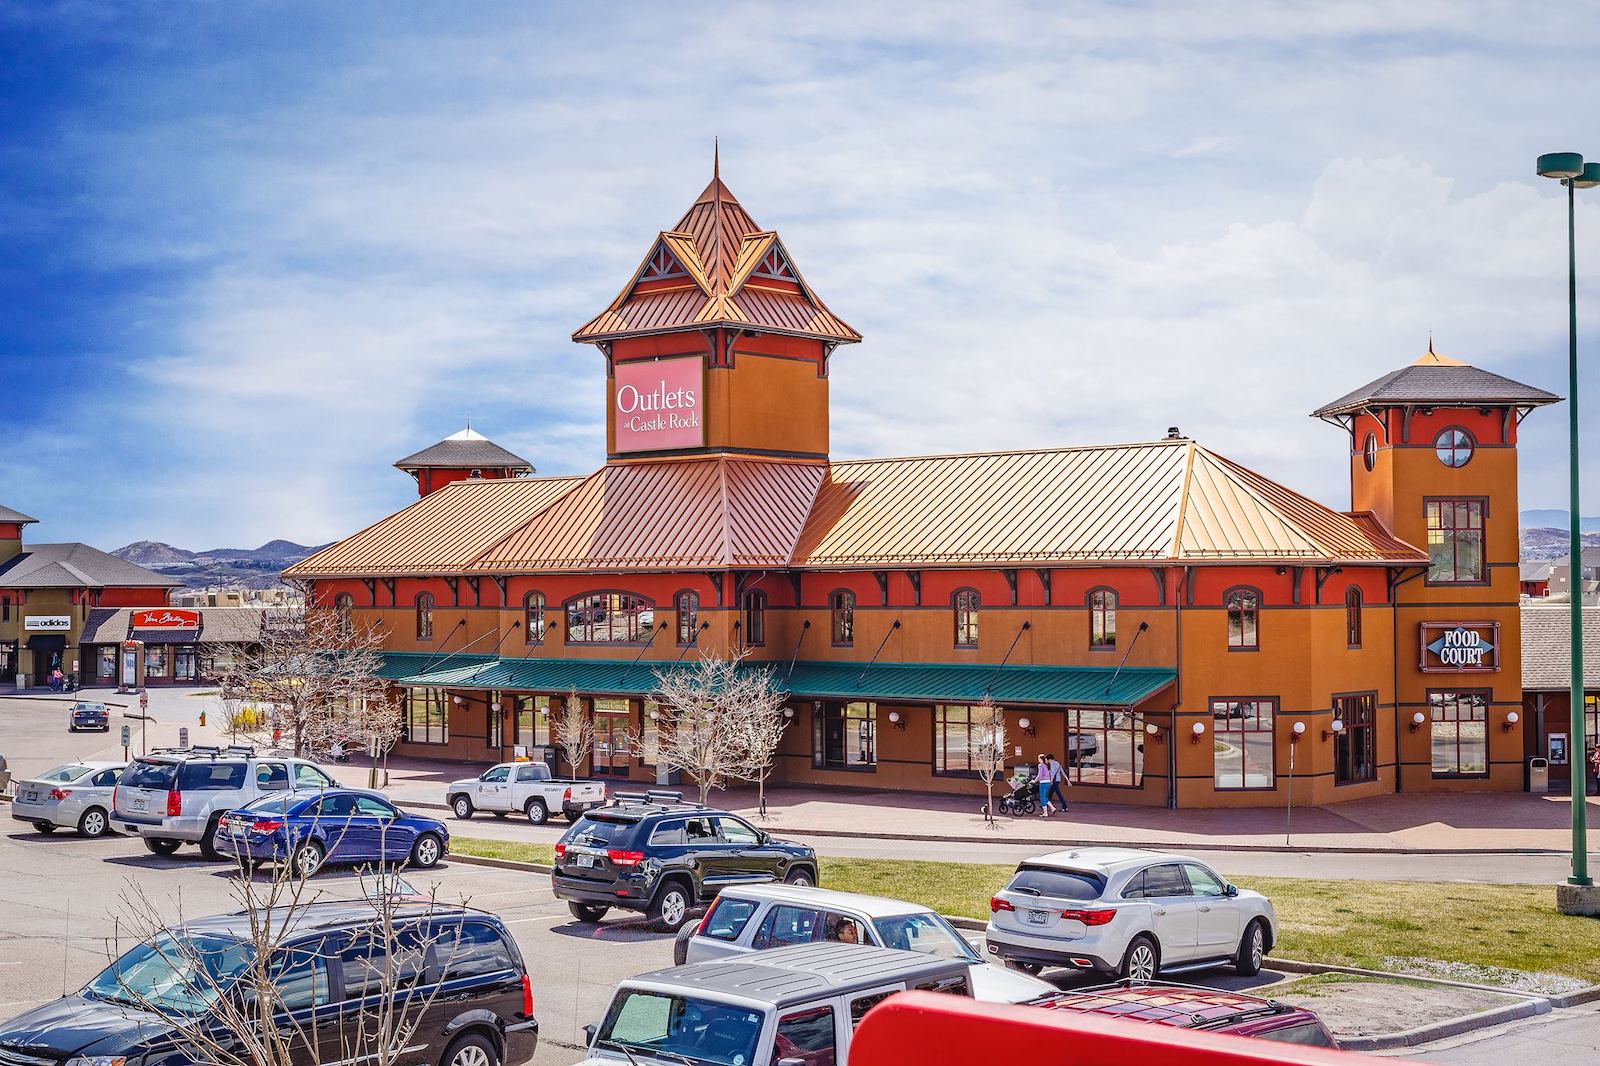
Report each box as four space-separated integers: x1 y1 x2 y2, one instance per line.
0 901 538 1066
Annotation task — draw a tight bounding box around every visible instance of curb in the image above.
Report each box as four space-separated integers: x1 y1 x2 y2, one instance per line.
1336 998 1551 1051
451 852 553 875
1269 958 1553 1000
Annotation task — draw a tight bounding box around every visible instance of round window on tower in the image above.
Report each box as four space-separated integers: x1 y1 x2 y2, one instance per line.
1362 433 1377 472
1433 428 1474 468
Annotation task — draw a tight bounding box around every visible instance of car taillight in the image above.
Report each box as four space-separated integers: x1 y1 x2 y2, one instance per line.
50 788 72 801
607 849 645 867
167 790 182 817
553 843 566 860
1061 908 1117 926
563 787 572 803
253 819 284 833
112 785 118 809
990 896 1015 913
521 973 534 1018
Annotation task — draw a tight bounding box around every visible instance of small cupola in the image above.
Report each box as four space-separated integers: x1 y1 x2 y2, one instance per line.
394 426 534 497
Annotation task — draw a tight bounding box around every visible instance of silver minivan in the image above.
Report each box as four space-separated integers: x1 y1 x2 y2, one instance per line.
10 761 126 837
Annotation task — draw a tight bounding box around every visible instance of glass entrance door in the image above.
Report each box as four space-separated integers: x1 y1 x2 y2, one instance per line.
593 698 632 776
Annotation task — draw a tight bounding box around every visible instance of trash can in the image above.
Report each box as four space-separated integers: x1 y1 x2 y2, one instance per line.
1529 757 1549 795
655 765 681 787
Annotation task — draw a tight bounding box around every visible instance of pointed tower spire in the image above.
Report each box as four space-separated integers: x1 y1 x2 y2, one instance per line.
713 136 719 182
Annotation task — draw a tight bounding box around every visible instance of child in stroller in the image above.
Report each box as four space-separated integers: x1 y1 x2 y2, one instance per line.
985 765 1038 817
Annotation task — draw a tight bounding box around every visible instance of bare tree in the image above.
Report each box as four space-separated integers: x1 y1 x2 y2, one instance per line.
973 699 1008 828
301 690 404 790
553 689 593 781
646 650 789 806
218 581 393 760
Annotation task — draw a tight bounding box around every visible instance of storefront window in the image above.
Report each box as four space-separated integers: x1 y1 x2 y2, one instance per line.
415 593 434 640
1426 499 1485 583
1333 693 1376 784
405 688 449 745
742 591 767 647
516 696 552 752
1089 589 1117 650
1345 586 1362 648
814 703 876 770
144 646 168 676
831 591 855 646
1225 588 1259 650
525 593 547 645
675 591 699 646
97 646 117 680
174 646 197 681
1212 699 1275 789
934 704 1002 776
565 592 654 643
1430 691 1488 777
1064 709 1144 787
953 590 979 648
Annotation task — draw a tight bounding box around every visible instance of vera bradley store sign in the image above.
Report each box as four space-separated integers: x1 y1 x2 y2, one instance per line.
613 356 703 453
1418 622 1500 673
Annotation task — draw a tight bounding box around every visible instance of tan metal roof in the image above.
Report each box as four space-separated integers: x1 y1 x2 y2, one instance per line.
285 476 583 577
473 457 826 572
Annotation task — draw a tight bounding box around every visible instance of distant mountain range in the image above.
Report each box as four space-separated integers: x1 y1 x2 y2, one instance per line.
111 540 329 589
1520 510 1600 533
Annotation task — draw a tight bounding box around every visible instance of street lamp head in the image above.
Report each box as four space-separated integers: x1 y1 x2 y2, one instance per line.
1538 152 1586 180
1575 162 1600 190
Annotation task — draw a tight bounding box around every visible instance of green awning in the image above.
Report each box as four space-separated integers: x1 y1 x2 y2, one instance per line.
385 655 1175 708
376 652 494 681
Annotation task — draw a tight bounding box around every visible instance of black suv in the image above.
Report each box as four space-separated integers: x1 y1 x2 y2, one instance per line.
552 790 817 932
0 901 538 1066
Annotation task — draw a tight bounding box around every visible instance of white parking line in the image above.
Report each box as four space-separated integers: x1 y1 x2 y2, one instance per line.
503 914 568 925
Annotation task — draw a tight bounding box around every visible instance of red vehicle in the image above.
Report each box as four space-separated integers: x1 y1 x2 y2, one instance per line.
1027 981 1338 1048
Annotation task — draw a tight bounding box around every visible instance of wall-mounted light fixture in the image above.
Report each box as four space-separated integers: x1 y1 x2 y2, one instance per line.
887 710 905 730
1289 721 1306 744
1504 710 1520 733
1190 721 1207 744
1017 717 1035 737
1409 711 1426 734
783 707 795 720
649 709 659 721
452 694 463 705
490 700 501 713
1323 719 1344 743
1144 722 1164 743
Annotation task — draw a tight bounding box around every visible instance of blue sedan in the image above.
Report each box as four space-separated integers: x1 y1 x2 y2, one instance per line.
217 789 449 877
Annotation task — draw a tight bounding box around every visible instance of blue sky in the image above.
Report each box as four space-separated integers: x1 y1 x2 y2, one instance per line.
3 1 1599 549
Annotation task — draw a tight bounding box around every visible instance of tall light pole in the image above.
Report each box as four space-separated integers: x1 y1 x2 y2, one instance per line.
1536 152 1599 890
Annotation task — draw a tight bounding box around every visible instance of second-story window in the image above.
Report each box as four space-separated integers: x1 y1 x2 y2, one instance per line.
831 590 855 645
1427 499 1485 583
1345 586 1362 648
415 593 434 640
675 590 699 646
525 592 546 645
333 593 354 639
565 592 654 643
1089 588 1117 650
742 590 767 647
953 589 979 648
1225 588 1258 650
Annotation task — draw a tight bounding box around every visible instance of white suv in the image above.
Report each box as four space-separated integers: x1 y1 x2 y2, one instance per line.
984 847 1276 980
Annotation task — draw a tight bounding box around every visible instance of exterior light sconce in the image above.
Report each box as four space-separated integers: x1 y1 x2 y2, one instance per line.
649 709 659 721
1409 711 1426 734
1017 717 1036 737
490 701 501 713
1144 722 1164 743
452 695 464 705
538 706 549 717
1190 721 1207 744
1290 721 1306 744
782 708 795 720
1323 719 1344 743
887 710 905 730
1504 711 1520 733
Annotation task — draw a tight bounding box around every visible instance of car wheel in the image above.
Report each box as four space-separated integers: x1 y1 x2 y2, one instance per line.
441 1032 498 1066
1235 919 1266 977
1007 960 1044 976
410 834 443 869
451 795 474 820
673 923 697 965
197 816 225 861
293 840 325 878
783 867 814 887
525 798 549 825
568 902 609 923
650 881 693 932
1120 936 1159 981
144 837 181 856
77 807 109 839
32 821 56 834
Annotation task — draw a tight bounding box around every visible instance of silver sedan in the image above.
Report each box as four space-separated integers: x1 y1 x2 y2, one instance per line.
10 761 126 838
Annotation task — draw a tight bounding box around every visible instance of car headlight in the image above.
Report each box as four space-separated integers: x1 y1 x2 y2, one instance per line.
66 1057 128 1066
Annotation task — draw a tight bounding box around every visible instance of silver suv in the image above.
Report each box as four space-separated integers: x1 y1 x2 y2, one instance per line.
111 746 341 859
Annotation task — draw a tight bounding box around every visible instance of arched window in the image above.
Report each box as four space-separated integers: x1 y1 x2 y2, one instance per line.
1345 586 1362 648
1225 587 1259 650
675 590 699 646
742 590 767 647
831 590 855 646
953 589 980 648
525 592 546 645
564 592 654 643
415 592 434 640
333 593 354 639
1089 588 1118 650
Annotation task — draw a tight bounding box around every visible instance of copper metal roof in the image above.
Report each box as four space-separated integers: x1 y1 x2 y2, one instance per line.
572 168 860 345
473 457 826 572
1312 350 1559 417
286 476 583 577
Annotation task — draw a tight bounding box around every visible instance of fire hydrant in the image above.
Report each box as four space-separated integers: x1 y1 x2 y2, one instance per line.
199 710 207 727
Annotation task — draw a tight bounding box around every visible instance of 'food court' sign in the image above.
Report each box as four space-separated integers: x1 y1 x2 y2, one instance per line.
613 356 704 453
1419 622 1500 673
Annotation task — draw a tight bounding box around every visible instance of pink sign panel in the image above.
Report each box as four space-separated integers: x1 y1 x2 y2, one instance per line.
613 356 704 453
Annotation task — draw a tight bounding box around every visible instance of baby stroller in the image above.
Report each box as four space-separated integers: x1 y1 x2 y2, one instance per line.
981 767 1039 818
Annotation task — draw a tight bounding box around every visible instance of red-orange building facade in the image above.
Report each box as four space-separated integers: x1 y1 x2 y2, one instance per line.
288 167 1559 808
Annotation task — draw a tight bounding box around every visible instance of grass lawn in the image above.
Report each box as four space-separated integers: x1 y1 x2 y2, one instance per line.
451 838 1600 983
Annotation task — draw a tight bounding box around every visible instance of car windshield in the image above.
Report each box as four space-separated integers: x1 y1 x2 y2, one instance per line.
39 764 93 783
873 911 982 962
597 989 763 1066
85 933 249 1015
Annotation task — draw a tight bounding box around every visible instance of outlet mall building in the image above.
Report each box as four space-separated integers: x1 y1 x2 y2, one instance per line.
288 166 1563 809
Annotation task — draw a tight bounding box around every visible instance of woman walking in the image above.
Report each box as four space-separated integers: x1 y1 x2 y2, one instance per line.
1047 753 1070 812
1036 754 1054 816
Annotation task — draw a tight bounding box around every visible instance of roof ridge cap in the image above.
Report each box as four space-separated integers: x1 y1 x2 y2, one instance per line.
832 438 1190 467
1170 440 1199 558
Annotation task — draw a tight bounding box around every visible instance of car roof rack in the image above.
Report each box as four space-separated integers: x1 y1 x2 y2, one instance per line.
146 744 257 760
608 789 700 810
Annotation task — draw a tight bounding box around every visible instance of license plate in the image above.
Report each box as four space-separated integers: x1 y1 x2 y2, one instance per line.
575 854 595 868
23 791 38 803
230 821 247 836
132 798 147 811
1026 910 1050 925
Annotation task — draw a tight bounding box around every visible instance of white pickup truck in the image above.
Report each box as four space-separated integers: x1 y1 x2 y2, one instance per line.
446 761 607 825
